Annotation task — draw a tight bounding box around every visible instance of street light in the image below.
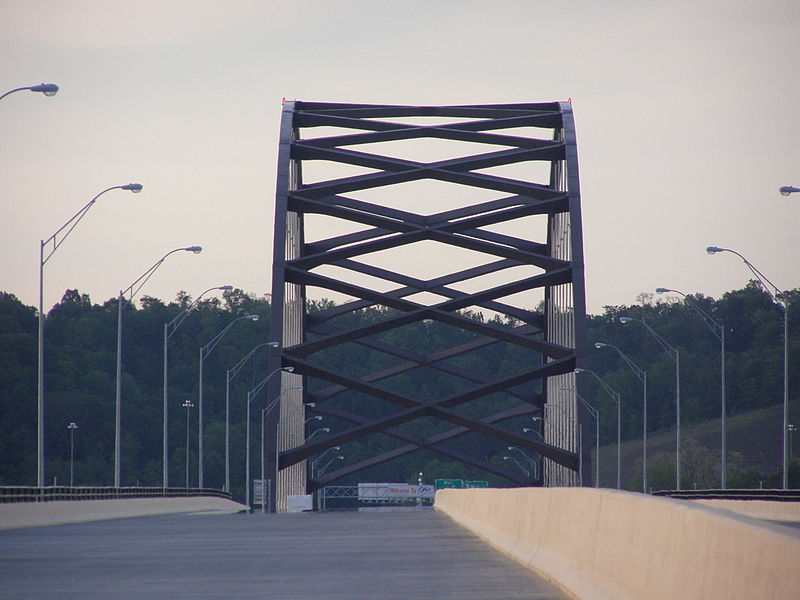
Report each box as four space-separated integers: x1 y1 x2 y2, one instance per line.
1 83 59 100
560 387 600 488
259 384 303 513
163 285 233 488
116 245 202 487
595 342 648 493
317 455 344 476
37 183 141 487
619 316 682 490
657 287 728 488
706 245 790 489
311 446 342 477
507 446 538 479
225 341 280 493
304 415 323 425
182 400 194 489
306 427 330 443
67 422 78 487
575 368 622 489
779 186 799 196
198 314 259 487
544 402 582 486
502 455 530 477
244 368 295 508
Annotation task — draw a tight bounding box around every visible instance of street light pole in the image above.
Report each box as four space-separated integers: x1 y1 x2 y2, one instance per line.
225 341 280 493
116 245 202 487
707 245 790 489
67 422 78 486
619 316 682 490
595 342 647 493
37 183 141 487
197 314 260 488
183 400 194 489
244 368 295 509
657 287 728 488
163 285 233 488
575 368 622 489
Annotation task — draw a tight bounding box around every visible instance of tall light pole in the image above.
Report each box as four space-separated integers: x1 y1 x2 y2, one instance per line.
67 422 78 486
619 316 682 490
317 455 344 476
560 387 599 488
1 83 58 101
244 368 295 508
657 287 728 488
197 315 260 487
544 401 583 485
182 400 194 489
707 245 790 489
779 186 799 196
116 245 202 487
225 341 280 493
259 388 304 513
163 285 232 488
37 183 141 487
306 427 330 444
502 455 530 477
575 368 622 489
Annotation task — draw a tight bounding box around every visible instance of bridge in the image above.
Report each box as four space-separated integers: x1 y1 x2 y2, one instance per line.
2 487 799 599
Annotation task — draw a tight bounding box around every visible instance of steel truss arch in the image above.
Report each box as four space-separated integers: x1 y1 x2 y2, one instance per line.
267 101 587 511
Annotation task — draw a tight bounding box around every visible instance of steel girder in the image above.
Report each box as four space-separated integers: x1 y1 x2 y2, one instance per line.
268 102 587 506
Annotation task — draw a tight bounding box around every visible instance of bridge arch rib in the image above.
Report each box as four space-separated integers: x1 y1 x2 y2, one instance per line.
267 101 587 511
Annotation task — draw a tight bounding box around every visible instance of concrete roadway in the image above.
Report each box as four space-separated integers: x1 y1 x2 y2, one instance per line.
0 509 569 599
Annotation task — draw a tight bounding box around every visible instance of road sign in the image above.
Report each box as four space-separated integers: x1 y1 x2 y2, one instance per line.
435 479 464 489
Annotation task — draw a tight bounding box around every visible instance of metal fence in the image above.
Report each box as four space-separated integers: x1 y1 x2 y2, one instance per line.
652 489 800 502
0 486 232 503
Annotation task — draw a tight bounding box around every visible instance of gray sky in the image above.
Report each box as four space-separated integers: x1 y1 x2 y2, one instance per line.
2 0 798 315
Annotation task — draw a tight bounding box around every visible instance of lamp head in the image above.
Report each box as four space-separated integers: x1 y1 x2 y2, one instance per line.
594 342 608 349
121 183 143 193
322 427 330 432
311 416 322 421
779 186 799 196
219 285 234 291
502 456 511 461
30 83 58 96
619 317 633 324
574 368 587 374
655 288 670 294
267 341 280 347
282 366 294 373
706 246 723 255
184 245 202 254
306 402 315 408
333 446 341 450
523 427 532 432
245 314 259 321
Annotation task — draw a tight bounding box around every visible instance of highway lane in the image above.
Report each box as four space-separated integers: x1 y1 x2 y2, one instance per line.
0 509 569 599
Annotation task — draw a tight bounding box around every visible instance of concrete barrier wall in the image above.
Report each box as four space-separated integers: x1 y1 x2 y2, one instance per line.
0 497 247 530
691 498 800 522
435 488 800 600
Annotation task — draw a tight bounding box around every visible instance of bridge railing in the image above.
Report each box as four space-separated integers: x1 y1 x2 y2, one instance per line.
0 486 231 503
652 488 800 501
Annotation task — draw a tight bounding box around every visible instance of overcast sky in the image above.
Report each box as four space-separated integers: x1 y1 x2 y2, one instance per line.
2 0 798 316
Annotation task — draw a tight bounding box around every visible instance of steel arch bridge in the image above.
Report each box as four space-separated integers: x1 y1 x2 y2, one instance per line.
267 101 587 512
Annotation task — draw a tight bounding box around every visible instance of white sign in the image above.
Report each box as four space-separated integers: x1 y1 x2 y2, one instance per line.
253 479 269 505
358 483 435 502
287 494 313 512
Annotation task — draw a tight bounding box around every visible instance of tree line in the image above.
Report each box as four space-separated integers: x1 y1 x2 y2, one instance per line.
0 281 796 500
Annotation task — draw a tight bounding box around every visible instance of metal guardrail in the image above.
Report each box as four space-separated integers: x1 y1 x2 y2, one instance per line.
0 486 232 503
652 489 800 502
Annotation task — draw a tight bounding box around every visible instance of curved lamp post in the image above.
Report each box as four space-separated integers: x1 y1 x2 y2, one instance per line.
317 455 344 476
657 287 728 488
779 186 799 196
1 83 58 101
225 341 281 493
37 183 141 487
311 446 341 478
198 314 260 488
502 455 530 477
575 368 622 489
244 369 295 508
619 316 682 490
162 285 233 488
306 427 330 444
116 245 202 487
707 245 790 489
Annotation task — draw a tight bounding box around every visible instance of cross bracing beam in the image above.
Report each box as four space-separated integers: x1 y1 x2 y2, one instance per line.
268 101 587 511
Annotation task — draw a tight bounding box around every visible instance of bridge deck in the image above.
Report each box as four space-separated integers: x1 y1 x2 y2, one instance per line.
0 509 568 599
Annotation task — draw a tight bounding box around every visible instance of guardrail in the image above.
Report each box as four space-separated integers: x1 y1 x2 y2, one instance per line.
652 488 800 501
0 486 231 503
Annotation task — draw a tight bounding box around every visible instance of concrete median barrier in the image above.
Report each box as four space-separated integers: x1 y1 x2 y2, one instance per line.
435 487 800 600
0 497 247 530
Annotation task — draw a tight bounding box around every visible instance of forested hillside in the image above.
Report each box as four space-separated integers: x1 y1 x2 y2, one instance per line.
0 281 797 500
